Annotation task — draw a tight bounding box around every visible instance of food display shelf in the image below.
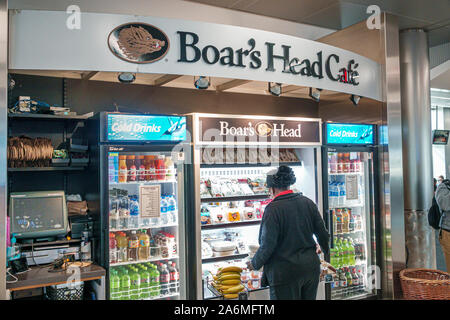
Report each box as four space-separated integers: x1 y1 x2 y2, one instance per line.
110 223 179 232
110 255 179 267
201 220 261 230
202 253 249 264
201 194 269 203
200 161 303 168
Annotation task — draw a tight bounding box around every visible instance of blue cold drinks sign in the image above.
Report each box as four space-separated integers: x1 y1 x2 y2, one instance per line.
107 114 187 142
326 123 374 145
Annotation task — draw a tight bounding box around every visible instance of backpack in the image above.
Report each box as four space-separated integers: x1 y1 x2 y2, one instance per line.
428 196 441 230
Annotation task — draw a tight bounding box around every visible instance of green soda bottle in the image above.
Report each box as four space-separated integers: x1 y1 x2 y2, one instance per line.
335 238 342 268
130 267 141 300
151 264 161 297
140 266 151 299
342 238 349 267
110 269 121 300
120 269 131 300
349 239 356 266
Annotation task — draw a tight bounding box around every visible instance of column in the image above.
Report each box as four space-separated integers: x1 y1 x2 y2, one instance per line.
400 29 436 269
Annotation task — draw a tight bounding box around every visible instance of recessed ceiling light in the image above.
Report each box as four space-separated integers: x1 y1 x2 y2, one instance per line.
118 72 136 83
194 76 210 89
309 88 322 102
268 82 282 96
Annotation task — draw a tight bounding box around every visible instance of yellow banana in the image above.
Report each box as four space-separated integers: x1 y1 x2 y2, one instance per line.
220 279 241 285
219 273 241 280
222 284 245 294
219 266 242 274
224 293 239 299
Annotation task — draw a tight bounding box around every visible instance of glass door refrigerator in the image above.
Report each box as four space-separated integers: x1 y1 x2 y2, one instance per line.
94 112 188 300
322 123 380 300
189 113 323 300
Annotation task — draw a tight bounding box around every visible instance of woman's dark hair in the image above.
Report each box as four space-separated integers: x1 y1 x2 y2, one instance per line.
266 165 296 189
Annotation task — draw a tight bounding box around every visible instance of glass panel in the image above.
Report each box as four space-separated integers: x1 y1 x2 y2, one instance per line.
327 151 374 299
107 151 180 301
199 147 313 299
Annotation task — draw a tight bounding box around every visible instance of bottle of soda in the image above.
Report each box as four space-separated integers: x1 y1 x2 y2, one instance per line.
138 230 150 261
116 232 128 263
150 263 161 297
348 209 355 232
128 231 139 261
330 245 337 268
168 261 178 294
109 232 118 264
130 267 141 300
120 269 131 300
342 209 349 233
172 262 180 293
139 266 150 299
160 264 170 296
348 239 356 266
110 269 121 300
351 267 359 293
338 268 347 299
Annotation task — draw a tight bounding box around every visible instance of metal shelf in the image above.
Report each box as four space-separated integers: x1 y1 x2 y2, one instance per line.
201 194 269 203
109 180 177 186
110 223 178 232
8 112 93 120
201 220 261 230
8 166 85 172
201 161 302 168
141 292 180 300
110 255 179 267
202 253 249 263
329 172 363 176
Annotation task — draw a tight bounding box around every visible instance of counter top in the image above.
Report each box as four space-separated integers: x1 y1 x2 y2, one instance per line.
6 263 106 292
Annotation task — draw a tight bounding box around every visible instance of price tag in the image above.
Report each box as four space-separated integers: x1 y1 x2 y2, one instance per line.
139 185 161 217
345 175 359 200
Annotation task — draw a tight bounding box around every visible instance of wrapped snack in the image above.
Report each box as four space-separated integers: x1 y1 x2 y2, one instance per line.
200 181 212 198
238 183 254 196
201 206 212 225
209 206 225 224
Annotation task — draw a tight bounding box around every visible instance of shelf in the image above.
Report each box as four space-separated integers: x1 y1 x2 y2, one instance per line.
334 228 365 236
201 161 302 168
141 292 180 300
201 220 261 230
110 255 179 267
110 223 178 232
8 112 93 120
8 166 85 172
109 180 177 186
201 194 269 203
329 172 363 176
202 253 249 263
330 205 364 209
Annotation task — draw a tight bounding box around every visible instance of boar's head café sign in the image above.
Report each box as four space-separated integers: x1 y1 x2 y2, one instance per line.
108 23 359 86
9 11 381 100
195 114 321 146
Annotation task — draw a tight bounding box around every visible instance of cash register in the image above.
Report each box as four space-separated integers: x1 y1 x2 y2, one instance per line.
9 191 84 266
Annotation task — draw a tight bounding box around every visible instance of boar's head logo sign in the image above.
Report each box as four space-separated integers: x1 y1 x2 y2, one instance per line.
255 121 273 137
108 23 169 64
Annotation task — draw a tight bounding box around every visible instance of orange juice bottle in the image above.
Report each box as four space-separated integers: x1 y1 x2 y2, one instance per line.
118 155 128 183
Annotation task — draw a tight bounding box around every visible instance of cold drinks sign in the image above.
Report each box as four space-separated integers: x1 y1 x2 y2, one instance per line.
107 114 187 142
326 123 375 145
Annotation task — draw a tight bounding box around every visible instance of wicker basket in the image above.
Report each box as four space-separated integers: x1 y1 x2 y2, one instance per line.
400 268 450 300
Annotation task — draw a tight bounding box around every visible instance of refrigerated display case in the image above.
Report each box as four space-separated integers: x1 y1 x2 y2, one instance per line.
90 112 188 300
322 123 379 300
189 113 323 300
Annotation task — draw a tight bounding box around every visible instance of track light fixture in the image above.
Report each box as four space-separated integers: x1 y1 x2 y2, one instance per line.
309 88 322 102
350 94 361 106
118 72 136 83
194 76 210 90
268 82 282 96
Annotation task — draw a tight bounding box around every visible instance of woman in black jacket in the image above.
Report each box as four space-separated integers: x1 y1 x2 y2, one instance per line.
247 165 329 300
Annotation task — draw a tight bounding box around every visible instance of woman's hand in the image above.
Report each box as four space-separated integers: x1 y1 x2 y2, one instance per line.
246 260 254 271
316 244 322 254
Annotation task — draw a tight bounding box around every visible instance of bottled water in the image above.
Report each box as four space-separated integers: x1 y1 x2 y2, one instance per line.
129 195 140 228
338 182 346 207
328 181 334 208
160 196 169 225
167 195 178 224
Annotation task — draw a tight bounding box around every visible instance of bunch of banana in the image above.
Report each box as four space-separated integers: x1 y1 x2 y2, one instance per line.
211 266 245 299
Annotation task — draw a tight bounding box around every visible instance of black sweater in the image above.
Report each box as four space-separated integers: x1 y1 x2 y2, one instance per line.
251 192 329 286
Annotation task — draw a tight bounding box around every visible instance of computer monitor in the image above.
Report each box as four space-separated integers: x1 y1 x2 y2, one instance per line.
10 191 68 240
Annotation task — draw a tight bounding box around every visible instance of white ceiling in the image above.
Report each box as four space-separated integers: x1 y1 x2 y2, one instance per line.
186 0 450 46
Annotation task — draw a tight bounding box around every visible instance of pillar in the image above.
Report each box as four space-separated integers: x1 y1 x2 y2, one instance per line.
400 29 436 269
